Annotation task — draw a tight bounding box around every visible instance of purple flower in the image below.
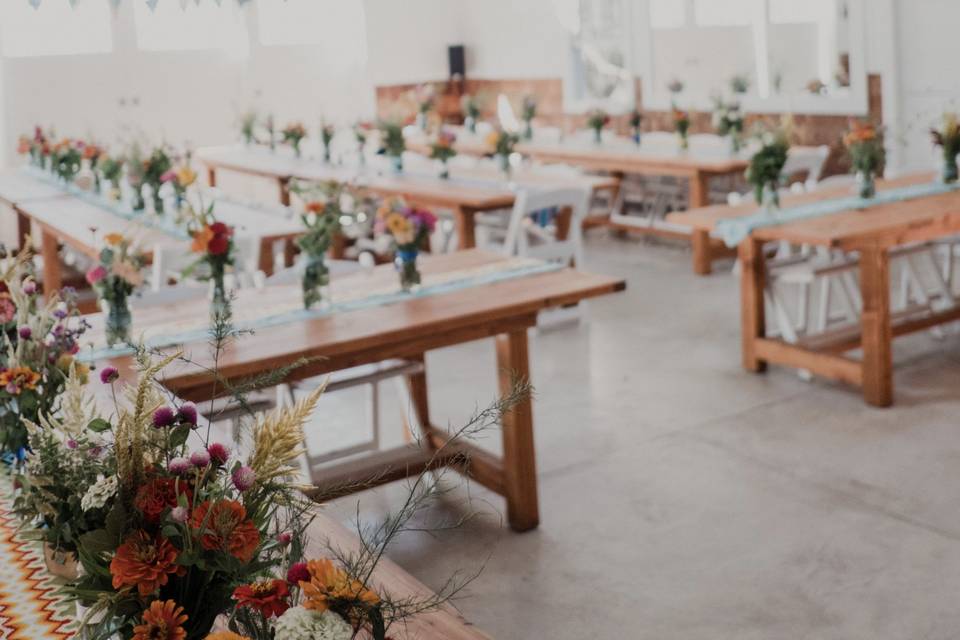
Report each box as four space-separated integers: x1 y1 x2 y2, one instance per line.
277 531 293 546
66 439 77 450
169 506 188 523
207 442 230 465
152 406 176 428
176 402 197 426
99 366 119 384
232 465 256 491
168 457 190 475
22 280 36 295
189 449 210 467
88 446 103 458
52 302 68 319
17 326 31 340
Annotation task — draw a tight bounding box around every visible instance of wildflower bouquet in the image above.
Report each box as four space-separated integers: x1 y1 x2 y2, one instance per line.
265 114 277 152
844 119 885 198
185 202 236 315
289 180 354 309
240 110 258 146
378 121 406 172
66 353 322 640
99 155 125 201
282 123 307 158
0 251 89 456
143 147 173 215
746 125 791 210
52 138 83 184
376 197 437 292
586 109 610 144
629 109 643 145
461 94 482 133
485 128 520 175
14 366 111 579
730 74 750 95
86 233 147 347
712 99 744 153
125 142 148 211
521 95 537 140
931 112 960 183
414 83 436 130
673 108 691 150
429 129 457 179
161 159 198 213
83 141 105 193
18 126 52 169
320 123 335 163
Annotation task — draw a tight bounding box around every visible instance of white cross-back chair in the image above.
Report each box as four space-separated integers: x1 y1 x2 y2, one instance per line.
782 145 830 190
149 233 262 293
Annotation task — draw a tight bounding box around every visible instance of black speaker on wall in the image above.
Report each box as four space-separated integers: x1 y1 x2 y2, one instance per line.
448 44 465 80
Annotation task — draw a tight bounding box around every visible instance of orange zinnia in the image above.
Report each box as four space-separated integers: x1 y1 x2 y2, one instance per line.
110 531 183 597
191 226 215 254
0 367 41 395
300 558 380 613
132 599 187 640
190 500 260 562
204 633 250 640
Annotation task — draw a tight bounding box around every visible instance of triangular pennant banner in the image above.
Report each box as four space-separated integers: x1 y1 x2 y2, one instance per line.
28 0 42 9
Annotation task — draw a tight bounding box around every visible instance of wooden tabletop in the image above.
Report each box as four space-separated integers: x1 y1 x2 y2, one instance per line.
95 250 625 399
0 171 72 206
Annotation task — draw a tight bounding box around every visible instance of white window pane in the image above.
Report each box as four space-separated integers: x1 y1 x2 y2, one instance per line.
694 0 754 26
0 1 112 58
649 0 686 29
769 0 832 24
133 1 248 54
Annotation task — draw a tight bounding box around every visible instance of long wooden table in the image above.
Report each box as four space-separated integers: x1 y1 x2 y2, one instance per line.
670 172 960 407
0 171 73 249
93 250 625 531
15 192 304 296
196 145 619 250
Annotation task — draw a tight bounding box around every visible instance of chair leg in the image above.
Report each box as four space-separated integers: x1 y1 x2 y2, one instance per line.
815 276 831 333
795 282 809 333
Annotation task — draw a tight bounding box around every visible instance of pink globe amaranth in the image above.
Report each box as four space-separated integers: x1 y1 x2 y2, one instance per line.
286 561 310 585
189 450 211 467
207 442 230 465
168 457 190 475
232 465 256 492
22 280 36 295
17 326 31 340
99 366 119 384
277 531 293 546
176 402 198 426
85 265 108 285
152 406 176 428
169 506 188 523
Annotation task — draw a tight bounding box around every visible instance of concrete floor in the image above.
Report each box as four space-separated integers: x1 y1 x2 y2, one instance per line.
315 232 960 640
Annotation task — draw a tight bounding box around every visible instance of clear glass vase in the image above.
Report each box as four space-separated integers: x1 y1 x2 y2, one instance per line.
302 254 330 309
523 121 533 140
465 116 477 134
395 249 421 292
857 170 876 199
391 154 404 174
760 182 780 217
678 131 689 151
943 151 958 184
438 159 450 180
497 153 511 177
211 268 229 319
593 128 602 144
632 128 642 146
105 297 132 347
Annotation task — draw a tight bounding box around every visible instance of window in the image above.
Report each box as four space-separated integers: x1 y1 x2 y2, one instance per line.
0 1 112 58
133 0 248 54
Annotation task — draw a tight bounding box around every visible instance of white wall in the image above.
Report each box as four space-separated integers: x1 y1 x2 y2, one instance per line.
459 0 566 79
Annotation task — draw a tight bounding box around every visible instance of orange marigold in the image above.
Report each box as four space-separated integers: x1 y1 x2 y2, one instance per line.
232 578 290 618
132 599 187 640
300 558 380 613
110 531 184 597
204 633 250 640
190 500 260 563
0 367 40 395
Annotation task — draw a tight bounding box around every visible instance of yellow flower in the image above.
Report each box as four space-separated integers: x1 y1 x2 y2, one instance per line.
175 166 197 188
386 213 411 236
300 559 380 614
104 233 124 247
485 131 500 149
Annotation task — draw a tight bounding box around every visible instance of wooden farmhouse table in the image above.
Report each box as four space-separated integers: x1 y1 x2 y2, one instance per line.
195 145 618 250
670 172 960 407
0 171 73 249
89 250 625 532
14 190 305 296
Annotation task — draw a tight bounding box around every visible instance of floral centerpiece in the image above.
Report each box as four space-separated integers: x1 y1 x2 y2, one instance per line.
86 233 147 347
376 198 437 292
143 146 173 215
353 121 372 164
629 109 643 145
429 129 457 179
730 74 750 95
52 138 82 184
99 155 125 202
843 119 885 198
485 128 519 175
414 83 436 131
378 121 406 173
931 112 960 184
0 251 89 458
586 109 609 144
18 126 52 169
521 95 537 140
320 123 335 163
673 108 691 150
461 94 482 134
265 114 277 152
185 202 236 315
746 125 791 213
82 142 105 194
282 123 307 158
712 99 744 154
161 159 198 213
239 110 258 146
124 142 148 212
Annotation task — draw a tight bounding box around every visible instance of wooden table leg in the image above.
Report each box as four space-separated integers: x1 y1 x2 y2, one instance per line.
330 232 347 260
40 228 61 300
16 210 31 252
258 239 275 275
859 243 893 407
454 206 476 250
206 166 217 188
403 354 433 445
495 329 539 532
740 237 767 372
689 171 711 208
691 229 713 275
279 177 291 207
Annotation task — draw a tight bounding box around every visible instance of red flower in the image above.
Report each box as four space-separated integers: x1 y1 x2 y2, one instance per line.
190 500 260 562
232 579 290 618
286 561 310 585
207 234 229 256
110 531 184 596
135 477 192 525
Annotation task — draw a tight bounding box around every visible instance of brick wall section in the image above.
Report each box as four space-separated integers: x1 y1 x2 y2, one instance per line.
375 75 883 178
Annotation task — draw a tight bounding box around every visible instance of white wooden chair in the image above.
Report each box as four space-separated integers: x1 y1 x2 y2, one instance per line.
782 145 830 190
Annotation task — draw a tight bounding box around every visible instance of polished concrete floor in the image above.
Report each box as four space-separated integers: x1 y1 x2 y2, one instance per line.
316 232 960 640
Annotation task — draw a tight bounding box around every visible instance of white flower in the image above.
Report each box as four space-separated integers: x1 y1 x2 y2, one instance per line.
274 606 352 640
81 475 118 512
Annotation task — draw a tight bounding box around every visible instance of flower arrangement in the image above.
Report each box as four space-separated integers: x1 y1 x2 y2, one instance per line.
413 83 436 130
124 142 148 212
0 250 89 457
712 99 744 154
86 233 147 347
51 138 82 184
667 78 685 97
673 108 691 150
843 119 885 198
746 125 791 211
429 129 457 179
99 155 124 201
18 126 52 169
239 110 258 146
185 202 236 315
143 146 173 215
282 123 307 158
378 121 406 173
485 128 520 175
586 109 609 144
730 74 750 95
931 112 960 184
161 157 198 213
320 123 335 163
461 94 482 133
521 95 537 140
629 109 643 145
82 141 105 193
265 114 277 152
376 198 437 291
